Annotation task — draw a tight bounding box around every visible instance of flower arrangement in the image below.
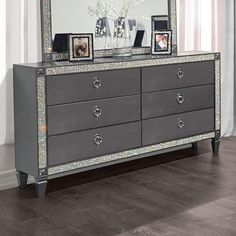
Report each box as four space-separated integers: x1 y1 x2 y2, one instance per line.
88 0 146 21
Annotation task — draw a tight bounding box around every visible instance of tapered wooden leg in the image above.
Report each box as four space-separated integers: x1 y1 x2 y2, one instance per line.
35 180 48 198
211 138 220 155
16 171 28 189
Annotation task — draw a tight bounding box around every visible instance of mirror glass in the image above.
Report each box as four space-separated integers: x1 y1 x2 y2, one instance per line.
51 0 169 52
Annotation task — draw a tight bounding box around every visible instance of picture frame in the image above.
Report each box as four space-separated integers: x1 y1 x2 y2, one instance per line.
133 30 145 47
68 33 94 62
152 30 172 55
151 15 170 32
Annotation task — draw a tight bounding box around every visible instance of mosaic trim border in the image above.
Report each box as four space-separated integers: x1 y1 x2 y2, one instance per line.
45 54 215 76
215 59 221 131
41 0 53 61
40 0 177 61
38 54 219 171
169 0 177 53
48 132 215 176
37 77 47 170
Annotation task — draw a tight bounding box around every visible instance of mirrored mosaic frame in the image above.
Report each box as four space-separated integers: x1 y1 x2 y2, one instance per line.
40 0 177 62
36 53 221 178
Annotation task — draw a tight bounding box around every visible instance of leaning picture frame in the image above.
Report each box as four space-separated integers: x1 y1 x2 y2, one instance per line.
68 33 94 62
151 30 172 55
151 15 170 32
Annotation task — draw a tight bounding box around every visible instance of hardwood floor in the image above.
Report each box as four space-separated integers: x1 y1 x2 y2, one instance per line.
0 137 236 236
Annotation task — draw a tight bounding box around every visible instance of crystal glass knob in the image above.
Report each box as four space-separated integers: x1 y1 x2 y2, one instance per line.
93 106 102 118
94 134 103 145
177 68 184 79
178 118 185 129
93 77 102 89
177 94 185 104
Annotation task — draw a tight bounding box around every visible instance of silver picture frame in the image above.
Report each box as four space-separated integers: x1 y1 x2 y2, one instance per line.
40 0 177 62
152 30 172 55
151 15 170 31
68 34 94 62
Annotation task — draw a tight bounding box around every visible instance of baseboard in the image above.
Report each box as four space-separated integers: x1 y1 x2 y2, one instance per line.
0 169 34 191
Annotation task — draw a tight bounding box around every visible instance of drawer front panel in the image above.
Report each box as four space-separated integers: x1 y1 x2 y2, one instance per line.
47 68 140 105
48 95 141 136
142 61 214 93
48 122 141 167
143 109 214 146
142 85 214 119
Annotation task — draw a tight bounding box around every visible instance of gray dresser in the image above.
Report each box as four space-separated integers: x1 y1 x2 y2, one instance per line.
14 52 221 197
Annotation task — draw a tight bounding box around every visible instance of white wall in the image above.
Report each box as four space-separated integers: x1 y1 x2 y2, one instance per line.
0 0 40 189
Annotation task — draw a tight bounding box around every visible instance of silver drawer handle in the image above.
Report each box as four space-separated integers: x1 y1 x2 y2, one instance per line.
178 118 185 129
93 77 102 89
94 134 103 145
177 68 184 79
177 94 185 104
93 106 102 118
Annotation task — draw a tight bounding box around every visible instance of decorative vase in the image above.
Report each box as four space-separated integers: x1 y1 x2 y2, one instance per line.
113 17 132 57
95 17 112 50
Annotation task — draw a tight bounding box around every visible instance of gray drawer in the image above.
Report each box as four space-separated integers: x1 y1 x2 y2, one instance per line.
47 68 140 105
143 109 214 146
142 85 214 119
47 95 141 136
142 61 214 93
48 122 141 167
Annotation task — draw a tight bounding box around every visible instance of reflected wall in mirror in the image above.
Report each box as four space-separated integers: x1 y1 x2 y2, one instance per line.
40 0 177 61
51 0 168 52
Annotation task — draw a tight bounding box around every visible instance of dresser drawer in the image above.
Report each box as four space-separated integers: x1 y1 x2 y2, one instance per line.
142 109 214 146
142 61 214 93
47 95 141 136
48 122 141 167
142 85 214 119
46 68 140 105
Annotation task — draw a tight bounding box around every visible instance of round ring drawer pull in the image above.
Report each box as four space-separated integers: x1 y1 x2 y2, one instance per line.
178 118 185 129
177 68 184 79
94 134 103 145
93 77 102 89
94 106 102 118
177 94 185 104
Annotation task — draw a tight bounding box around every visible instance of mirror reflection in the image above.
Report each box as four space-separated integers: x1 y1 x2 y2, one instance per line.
51 0 169 52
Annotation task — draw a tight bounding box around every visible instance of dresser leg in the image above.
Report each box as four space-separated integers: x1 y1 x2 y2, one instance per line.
16 171 28 189
211 138 220 155
192 142 198 150
191 142 198 154
35 180 48 198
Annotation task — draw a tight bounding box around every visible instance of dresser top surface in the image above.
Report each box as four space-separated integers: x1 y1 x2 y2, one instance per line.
17 51 220 69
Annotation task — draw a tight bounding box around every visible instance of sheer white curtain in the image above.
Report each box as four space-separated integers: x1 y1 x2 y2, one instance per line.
0 0 7 145
0 0 40 145
177 0 234 136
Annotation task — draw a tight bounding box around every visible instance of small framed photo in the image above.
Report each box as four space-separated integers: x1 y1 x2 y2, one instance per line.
151 15 169 32
68 34 94 62
152 31 172 55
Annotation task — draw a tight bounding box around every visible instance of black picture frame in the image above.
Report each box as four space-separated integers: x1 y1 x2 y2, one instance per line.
133 30 145 47
152 30 172 55
68 33 94 62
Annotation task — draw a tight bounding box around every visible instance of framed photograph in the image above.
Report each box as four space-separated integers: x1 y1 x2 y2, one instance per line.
68 34 94 62
152 30 172 55
151 15 170 32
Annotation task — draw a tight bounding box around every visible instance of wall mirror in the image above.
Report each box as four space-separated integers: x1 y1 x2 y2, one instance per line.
40 0 177 61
